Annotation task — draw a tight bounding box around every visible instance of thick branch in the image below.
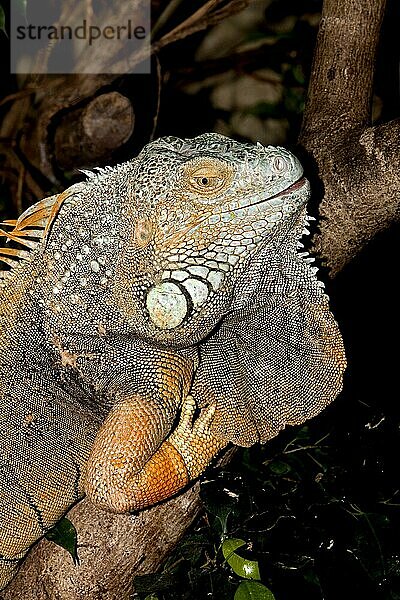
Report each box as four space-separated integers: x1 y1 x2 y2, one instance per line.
54 92 135 170
299 0 400 275
301 0 386 139
0 486 202 600
312 118 400 274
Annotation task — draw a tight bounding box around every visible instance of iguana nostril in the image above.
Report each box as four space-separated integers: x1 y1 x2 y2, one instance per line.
146 281 188 329
272 155 287 173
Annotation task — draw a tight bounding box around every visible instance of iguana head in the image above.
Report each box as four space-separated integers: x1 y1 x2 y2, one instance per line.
1 134 311 348
113 133 310 345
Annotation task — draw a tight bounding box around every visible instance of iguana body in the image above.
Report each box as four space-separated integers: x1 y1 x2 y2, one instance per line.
0 134 346 588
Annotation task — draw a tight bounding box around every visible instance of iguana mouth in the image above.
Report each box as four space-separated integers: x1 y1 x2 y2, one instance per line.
223 176 307 217
265 175 307 203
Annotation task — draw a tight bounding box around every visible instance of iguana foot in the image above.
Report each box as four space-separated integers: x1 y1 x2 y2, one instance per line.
85 395 226 513
168 395 226 479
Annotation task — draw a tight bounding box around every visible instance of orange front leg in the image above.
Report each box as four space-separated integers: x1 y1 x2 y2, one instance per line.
85 395 227 513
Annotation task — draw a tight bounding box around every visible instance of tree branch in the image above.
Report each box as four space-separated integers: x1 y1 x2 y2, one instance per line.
301 0 387 139
53 92 135 171
299 0 399 275
0 486 202 600
311 118 400 274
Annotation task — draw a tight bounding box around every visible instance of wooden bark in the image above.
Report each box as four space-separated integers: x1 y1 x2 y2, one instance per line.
0 487 202 600
299 0 400 275
54 92 135 170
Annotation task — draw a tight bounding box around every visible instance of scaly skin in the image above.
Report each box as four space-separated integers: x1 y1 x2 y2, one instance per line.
0 134 346 589
87 395 225 512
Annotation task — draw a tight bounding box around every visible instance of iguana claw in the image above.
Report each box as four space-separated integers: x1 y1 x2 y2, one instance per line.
168 396 225 479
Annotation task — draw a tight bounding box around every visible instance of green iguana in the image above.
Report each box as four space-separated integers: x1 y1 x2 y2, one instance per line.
0 133 346 588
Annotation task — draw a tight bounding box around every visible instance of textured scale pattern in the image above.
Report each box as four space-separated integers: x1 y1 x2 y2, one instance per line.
0 133 346 589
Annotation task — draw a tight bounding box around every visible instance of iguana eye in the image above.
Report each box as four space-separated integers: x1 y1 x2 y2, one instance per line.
182 157 235 198
191 176 223 190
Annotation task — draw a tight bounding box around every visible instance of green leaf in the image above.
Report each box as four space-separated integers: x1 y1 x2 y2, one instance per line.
292 64 305 85
144 596 159 600
268 460 291 475
0 5 6 36
179 532 210 564
133 572 177 594
45 517 79 565
201 480 238 535
12 0 27 20
222 538 261 580
234 581 276 600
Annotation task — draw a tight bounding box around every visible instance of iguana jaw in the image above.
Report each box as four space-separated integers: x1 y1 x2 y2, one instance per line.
265 175 307 202
197 177 309 248
215 175 308 219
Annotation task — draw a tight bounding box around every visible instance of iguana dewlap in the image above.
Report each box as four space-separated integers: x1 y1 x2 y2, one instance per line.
0 134 346 588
